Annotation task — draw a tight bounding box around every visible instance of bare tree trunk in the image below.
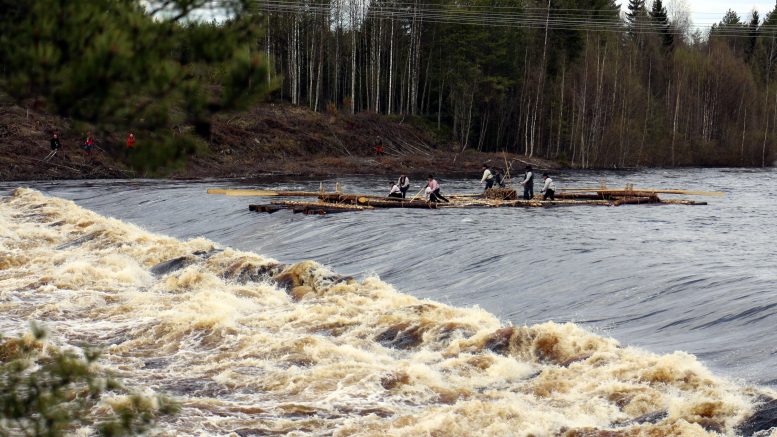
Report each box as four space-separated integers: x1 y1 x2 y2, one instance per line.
437 75 445 129
639 60 652 165
671 84 680 166
387 16 394 115
529 0 552 158
350 3 356 114
764 36 775 167
579 34 590 168
556 64 565 158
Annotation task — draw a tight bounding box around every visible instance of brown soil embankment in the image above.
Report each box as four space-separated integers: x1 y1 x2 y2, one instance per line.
0 100 560 181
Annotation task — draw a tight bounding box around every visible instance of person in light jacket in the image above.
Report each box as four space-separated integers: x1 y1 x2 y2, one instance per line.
397 174 410 198
521 165 534 200
388 181 403 198
426 175 449 203
541 173 556 200
480 164 494 191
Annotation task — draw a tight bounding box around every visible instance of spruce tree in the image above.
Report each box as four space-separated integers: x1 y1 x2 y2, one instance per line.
0 0 275 173
650 0 674 49
626 0 646 26
747 10 761 60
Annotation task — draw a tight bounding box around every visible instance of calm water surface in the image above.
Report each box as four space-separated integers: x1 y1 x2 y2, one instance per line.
3 168 776 386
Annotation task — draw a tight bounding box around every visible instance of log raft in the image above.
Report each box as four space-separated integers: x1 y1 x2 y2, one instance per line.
211 186 714 215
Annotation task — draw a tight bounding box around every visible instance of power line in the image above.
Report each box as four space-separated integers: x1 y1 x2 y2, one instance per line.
248 0 777 37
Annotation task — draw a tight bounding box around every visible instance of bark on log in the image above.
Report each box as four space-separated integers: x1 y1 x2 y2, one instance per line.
612 196 660 206
248 205 283 213
356 198 438 208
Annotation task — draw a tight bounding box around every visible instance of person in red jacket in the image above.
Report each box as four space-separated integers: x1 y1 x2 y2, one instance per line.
82 132 94 154
126 133 136 149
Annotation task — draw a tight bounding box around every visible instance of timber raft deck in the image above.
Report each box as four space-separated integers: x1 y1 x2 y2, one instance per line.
208 187 718 216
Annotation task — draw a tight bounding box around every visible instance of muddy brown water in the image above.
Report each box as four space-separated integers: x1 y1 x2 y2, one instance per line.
2 167 776 435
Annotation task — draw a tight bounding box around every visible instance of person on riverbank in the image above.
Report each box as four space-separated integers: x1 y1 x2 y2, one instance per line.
480 164 494 191
521 165 534 200
541 173 556 200
126 132 136 149
82 132 94 155
398 174 410 198
388 181 403 198
426 175 449 203
44 132 62 161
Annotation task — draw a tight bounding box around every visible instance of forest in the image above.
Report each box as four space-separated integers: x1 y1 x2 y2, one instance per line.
260 0 777 167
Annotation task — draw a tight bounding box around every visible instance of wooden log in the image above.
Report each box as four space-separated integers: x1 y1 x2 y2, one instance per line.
248 204 283 213
660 199 708 206
612 196 660 206
553 193 606 200
270 200 373 211
356 198 438 208
559 188 724 197
484 188 518 200
498 199 613 207
210 189 327 197
318 193 388 204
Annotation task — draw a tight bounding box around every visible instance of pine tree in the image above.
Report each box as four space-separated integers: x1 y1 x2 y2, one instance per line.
626 0 646 27
0 0 275 172
747 10 761 60
649 0 674 48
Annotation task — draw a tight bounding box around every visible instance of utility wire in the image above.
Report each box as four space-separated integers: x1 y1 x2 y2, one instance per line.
227 0 777 38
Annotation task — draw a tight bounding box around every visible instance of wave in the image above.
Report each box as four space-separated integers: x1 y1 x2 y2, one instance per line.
1 188 776 436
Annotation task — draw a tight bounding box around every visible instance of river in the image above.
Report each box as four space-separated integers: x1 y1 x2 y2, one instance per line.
1 167 776 435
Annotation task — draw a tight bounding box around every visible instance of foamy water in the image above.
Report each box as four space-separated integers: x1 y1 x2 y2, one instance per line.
2 187 776 435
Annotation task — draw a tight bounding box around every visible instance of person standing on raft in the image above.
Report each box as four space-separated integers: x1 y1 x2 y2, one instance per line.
426 175 449 203
480 164 494 191
388 181 403 198
541 173 556 200
492 167 505 188
397 174 410 198
521 165 534 200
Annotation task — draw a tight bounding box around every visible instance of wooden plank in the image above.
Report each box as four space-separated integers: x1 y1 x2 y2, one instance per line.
660 199 708 206
612 196 660 206
270 200 373 211
559 188 724 196
209 189 324 197
356 198 438 208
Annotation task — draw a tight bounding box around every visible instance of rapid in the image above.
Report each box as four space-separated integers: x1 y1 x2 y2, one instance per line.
1 167 776 436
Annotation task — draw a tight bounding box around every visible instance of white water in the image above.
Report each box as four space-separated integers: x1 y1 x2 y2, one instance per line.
1 187 775 435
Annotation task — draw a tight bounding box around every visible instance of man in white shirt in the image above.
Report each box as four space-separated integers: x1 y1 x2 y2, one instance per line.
541 173 556 200
397 175 410 198
521 165 534 200
388 181 403 198
480 164 494 191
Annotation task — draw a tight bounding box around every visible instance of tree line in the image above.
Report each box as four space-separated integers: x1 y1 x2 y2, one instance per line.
261 0 777 167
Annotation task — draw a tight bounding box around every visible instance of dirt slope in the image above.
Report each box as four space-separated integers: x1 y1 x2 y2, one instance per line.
0 99 559 181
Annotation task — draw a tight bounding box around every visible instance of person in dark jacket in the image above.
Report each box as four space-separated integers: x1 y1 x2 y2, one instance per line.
44 132 62 161
492 167 505 188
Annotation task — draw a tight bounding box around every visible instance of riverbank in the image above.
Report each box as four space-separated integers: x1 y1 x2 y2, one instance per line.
0 99 560 181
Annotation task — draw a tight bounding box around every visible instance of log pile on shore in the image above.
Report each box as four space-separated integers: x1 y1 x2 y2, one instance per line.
209 186 716 216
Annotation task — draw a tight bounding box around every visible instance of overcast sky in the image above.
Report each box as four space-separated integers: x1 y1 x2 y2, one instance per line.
663 1 775 28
